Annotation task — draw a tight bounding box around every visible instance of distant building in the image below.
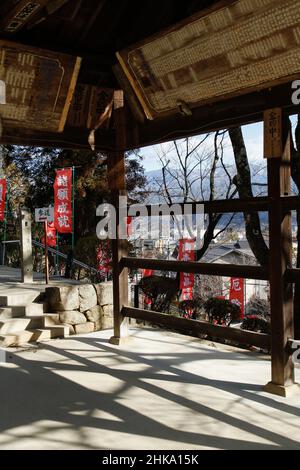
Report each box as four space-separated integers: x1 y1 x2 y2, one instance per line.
202 240 269 301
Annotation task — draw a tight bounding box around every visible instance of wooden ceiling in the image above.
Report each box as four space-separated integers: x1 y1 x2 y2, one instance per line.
0 0 298 151
0 0 219 87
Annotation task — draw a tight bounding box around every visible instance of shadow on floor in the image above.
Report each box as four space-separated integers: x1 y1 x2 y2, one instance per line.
0 329 299 450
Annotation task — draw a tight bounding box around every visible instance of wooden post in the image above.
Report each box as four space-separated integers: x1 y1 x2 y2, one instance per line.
44 220 49 285
263 109 298 396
20 207 33 283
108 90 129 345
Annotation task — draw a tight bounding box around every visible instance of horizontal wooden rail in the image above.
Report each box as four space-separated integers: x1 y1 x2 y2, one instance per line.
121 257 269 280
281 196 300 211
130 196 300 215
139 196 300 216
144 197 270 215
286 268 300 283
123 306 271 350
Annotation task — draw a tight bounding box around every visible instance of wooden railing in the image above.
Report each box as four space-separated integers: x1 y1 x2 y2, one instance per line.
108 103 297 391
112 193 300 354
122 306 271 350
122 257 269 280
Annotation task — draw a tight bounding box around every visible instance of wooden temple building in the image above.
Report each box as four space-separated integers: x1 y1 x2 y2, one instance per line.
0 0 300 397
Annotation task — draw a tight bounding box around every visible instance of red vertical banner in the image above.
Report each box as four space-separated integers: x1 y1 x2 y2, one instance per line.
0 178 7 221
178 239 195 300
229 277 244 318
54 168 73 233
42 222 57 247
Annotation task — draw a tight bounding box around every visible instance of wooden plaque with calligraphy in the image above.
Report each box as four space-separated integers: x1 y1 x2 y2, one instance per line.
0 39 81 132
0 1 49 34
117 0 300 120
264 108 282 159
66 84 113 129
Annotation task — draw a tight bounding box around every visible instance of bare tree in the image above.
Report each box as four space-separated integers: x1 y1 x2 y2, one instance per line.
151 133 238 261
228 127 269 267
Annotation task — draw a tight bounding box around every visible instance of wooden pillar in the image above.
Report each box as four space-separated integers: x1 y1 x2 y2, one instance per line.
263 108 296 396
108 90 129 345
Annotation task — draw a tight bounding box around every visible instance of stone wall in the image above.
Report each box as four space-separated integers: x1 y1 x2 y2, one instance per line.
45 282 113 334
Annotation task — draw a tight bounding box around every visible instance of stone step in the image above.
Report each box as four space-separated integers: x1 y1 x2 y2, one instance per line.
0 307 16 321
0 290 39 307
0 303 45 320
0 318 33 334
12 303 45 316
0 325 70 346
44 325 70 339
0 330 35 347
0 313 62 333
26 314 60 328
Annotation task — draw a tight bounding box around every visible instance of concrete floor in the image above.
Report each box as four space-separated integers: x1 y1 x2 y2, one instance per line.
0 266 84 296
0 327 299 450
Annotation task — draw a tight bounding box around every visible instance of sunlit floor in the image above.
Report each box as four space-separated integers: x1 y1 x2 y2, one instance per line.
0 328 299 450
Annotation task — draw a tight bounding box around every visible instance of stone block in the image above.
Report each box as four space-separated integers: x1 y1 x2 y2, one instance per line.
85 305 103 331
101 304 114 329
102 304 113 316
101 315 113 330
79 284 97 312
94 281 113 306
59 310 87 325
46 286 79 311
74 322 95 334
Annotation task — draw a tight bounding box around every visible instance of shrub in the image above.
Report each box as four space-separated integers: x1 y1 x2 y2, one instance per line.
138 275 179 313
242 296 270 334
241 315 270 334
178 299 204 320
204 297 241 325
245 296 270 318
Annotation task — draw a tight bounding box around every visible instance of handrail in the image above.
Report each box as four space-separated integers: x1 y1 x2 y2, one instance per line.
1 239 99 275
32 240 99 274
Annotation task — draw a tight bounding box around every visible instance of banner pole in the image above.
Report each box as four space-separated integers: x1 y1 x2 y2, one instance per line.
56 231 59 275
72 166 75 253
2 179 9 266
44 220 49 284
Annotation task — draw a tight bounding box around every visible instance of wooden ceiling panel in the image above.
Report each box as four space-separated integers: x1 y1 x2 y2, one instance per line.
0 39 81 132
117 0 300 120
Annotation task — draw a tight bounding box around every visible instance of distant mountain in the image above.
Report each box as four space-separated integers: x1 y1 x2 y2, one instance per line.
145 163 268 200
144 163 291 229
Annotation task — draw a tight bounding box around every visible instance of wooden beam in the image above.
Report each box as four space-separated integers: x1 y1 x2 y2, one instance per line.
0 0 49 33
144 197 270 215
74 0 107 46
1 81 297 152
123 306 271 350
127 82 297 150
121 257 269 280
286 268 300 283
107 90 129 345
113 63 146 123
264 109 295 396
0 125 115 151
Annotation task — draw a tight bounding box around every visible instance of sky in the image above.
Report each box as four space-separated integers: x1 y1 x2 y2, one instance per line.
140 117 297 172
